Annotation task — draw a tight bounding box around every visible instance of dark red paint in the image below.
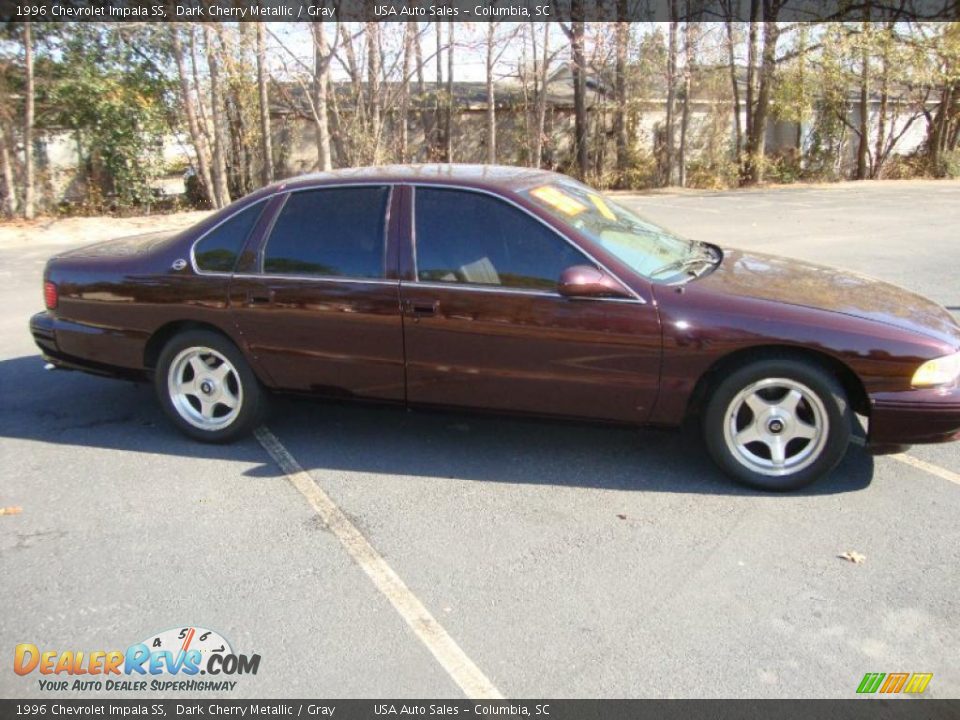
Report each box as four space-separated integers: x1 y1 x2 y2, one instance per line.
29 165 960 448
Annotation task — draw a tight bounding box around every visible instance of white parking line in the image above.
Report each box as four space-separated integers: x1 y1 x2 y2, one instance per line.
254 426 504 700
889 453 960 486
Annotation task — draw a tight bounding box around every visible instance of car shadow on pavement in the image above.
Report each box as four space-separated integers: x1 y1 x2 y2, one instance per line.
0 354 874 497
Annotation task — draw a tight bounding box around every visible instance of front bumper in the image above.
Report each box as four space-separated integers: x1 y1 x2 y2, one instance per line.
869 385 960 445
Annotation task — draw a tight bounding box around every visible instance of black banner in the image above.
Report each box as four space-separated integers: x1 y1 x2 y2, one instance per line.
2 700 960 720
1 0 959 23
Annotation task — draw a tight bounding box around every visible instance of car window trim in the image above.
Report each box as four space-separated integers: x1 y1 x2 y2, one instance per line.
189 198 271 276
408 184 645 304
255 183 395 282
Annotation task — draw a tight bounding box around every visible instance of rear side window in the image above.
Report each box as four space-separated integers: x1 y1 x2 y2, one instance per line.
194 200 266 273
414 188 591 290
263 187 390 278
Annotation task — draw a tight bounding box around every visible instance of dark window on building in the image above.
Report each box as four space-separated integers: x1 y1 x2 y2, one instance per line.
194 200 266 273
414 188 591 290
263 187 390 278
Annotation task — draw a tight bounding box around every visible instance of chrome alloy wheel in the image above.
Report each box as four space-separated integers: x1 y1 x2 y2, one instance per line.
166 346 243 431
722 377 828 477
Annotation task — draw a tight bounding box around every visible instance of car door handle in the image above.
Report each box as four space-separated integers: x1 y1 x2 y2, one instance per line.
404 300 438 320
246 290 275 306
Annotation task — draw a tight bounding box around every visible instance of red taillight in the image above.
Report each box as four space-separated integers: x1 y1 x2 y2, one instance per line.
44 281 58 310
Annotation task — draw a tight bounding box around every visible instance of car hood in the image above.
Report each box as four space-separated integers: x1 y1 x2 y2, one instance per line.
55 230 180 259
696 248 960 348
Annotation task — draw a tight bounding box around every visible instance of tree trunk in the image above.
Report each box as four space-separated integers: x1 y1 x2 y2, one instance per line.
725 19 742 160
23 23 35 219
744 8 759 164
400 23 414 163
171 25 215 206
679 20 695 188
313 22 333 172
445 22 454 163
570 3 588 180
435 22 443 160
485 23 496 164
856 20 870 181
665 11 678 186
256 22 274 185
743 20 780 185
0 121 16 216
204 25 231 208
534 23 551 169
873 32 889 178
414 23 430 158
614 5 629 182
366 21 382 164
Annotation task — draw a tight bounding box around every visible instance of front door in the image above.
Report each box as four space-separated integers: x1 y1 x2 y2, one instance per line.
400 186 661 423
229 185 405 401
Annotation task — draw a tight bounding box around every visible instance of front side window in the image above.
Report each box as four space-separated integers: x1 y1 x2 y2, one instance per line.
414 187 591 291
194 200 266 272
263 186 390 278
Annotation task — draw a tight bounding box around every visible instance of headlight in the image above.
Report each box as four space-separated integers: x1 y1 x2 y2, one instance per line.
912 352 960 388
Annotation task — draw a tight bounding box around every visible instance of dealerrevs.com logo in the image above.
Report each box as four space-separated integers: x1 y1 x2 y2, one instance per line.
14 626 260 693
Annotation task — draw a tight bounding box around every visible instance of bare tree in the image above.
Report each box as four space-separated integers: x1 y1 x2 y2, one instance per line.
23 23 35 219
204 25 231 207
722 10 743 160
366 22 382 164
485 22 498 164
679 19 698 187
399 22 414 162
665 8 679 185
256 22 274 184
0 120 15 216
614 5 630 181
742 4 785 184
0 65 18 216
533 23 553 169
171 25 215 206
856 18 871 180
562 3 588 179
446 22 455 162
313 22 334 171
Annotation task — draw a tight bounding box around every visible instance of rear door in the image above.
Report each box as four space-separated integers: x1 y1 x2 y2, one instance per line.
229 185 405 401
399 186 661 423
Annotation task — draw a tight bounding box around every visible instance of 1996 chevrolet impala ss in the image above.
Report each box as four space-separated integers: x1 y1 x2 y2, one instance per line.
30 165 960 490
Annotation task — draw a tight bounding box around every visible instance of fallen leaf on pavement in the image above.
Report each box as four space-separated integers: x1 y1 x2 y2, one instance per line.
0 506 23 516
837 550 866 564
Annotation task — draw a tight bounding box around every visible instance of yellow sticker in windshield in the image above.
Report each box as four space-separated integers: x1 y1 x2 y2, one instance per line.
588 193 617 220
530 186 587 216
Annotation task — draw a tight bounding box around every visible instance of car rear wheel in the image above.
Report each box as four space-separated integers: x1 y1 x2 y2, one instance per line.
702 359 852 491
155 330 265 442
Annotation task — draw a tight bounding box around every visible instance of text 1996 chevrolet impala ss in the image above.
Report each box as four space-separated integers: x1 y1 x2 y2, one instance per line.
30 165 960 490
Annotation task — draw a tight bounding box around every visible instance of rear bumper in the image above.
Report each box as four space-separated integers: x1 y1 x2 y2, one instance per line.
869 385 960 445
29 312 146 380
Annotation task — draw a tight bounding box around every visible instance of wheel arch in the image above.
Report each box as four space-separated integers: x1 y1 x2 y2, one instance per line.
685 345 870 421
143 321 240 371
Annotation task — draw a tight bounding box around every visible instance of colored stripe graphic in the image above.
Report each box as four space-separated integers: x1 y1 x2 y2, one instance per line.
857 673 886 693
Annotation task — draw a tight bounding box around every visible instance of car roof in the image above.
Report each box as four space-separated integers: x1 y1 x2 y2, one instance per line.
271 164 567 194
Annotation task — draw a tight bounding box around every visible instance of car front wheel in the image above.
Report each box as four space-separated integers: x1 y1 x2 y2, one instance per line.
702 359 852 491
155 330 265 442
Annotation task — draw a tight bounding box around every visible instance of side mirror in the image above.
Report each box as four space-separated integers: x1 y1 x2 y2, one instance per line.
558 265 632 299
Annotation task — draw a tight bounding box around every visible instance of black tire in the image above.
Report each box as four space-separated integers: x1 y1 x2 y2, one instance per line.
154 329 266 443
702 358 852 491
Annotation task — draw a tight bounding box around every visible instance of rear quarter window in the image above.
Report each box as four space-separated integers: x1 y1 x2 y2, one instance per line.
193 200 267 273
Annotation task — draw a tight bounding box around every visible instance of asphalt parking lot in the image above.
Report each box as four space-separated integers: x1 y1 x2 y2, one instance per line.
1 180 959 699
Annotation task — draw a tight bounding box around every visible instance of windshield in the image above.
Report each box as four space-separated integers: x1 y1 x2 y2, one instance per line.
521 180 713 281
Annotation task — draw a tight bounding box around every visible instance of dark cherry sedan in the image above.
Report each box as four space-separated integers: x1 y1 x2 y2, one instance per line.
30 165 960 490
